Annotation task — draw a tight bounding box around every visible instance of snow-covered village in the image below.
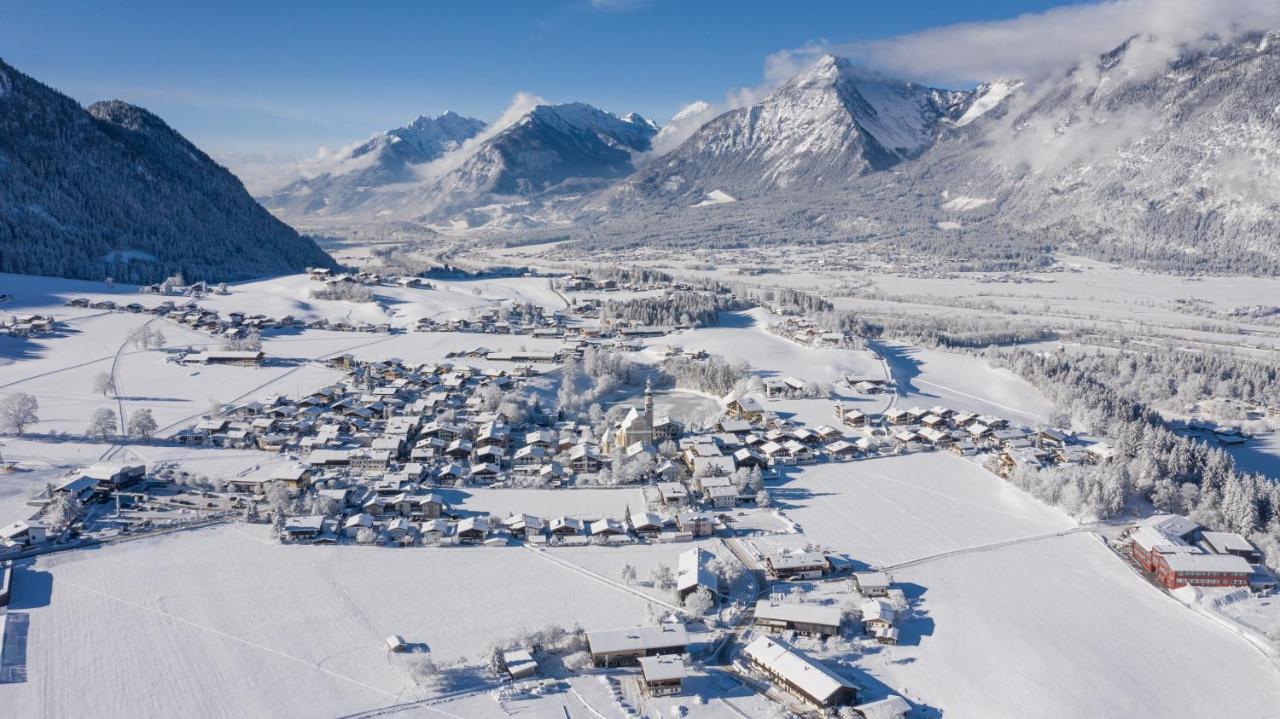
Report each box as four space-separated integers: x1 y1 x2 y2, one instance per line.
6 2 1280 718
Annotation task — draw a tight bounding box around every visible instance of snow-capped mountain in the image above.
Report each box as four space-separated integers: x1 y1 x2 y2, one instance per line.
263 111 485 216
575 34 1280 274
913 31 1280 272
0 58 336 283
265 102 657 230
605 55 968 208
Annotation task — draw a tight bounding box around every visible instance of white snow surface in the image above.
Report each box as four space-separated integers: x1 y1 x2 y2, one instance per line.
692 189 736 207
756 454 1280 718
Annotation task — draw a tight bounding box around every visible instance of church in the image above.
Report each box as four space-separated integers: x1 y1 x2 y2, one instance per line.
605 380 682 453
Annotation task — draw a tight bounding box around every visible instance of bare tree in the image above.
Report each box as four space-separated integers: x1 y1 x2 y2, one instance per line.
92 371 115 397
0 393 39 435
87 408 118 441
128 408 158 440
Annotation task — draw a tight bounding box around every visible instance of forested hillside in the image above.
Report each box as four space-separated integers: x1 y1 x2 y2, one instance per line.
0 59 336 283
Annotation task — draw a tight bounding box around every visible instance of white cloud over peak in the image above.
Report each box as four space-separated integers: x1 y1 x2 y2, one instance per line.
829 0 1280 85
413 91 545 181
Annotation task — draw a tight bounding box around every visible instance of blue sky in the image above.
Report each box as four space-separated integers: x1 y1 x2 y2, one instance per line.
0 0 1088 158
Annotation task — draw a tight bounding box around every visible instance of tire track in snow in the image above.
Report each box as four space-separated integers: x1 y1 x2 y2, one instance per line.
57 578 403 703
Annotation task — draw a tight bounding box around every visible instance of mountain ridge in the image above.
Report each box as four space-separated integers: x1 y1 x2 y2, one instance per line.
0 58 337 283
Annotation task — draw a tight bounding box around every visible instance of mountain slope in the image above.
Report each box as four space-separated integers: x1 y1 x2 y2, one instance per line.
264 102 658 230
605 55 967 208
263 111 485 216
917 31 1280 272
579 34 1280 274
411 103 658 220
0 59 336 283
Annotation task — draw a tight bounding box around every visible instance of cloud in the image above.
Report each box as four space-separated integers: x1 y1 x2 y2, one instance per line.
643 45 821 158
827 0 1280 85
412 91 545 181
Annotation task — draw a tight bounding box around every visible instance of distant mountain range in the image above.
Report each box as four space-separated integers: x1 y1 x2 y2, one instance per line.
0 58 336 284
257 31 1280 274
262 103 658 231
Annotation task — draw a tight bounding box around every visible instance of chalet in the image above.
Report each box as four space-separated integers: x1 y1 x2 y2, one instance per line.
840 408 867 428
854 572 892 597
753 601 842 637
590 518 625 537
549 517 585 537
638 655 686 697
586 624 688 667
656 481 690 506
503 513 545 539
343 513 375 538
349 450 392 474
630 512 665 538
722 393 766 422
455 517 490 544
706 485 738 509
732 447 767 469
269 464 313 492
282 515 326 542
743 636 857 709
469 463 501 482
568 444 604 473
884 409 911 426
719 419 754 434
676 511 713 537
0 520 48 547
676 547 719 601
435 463 466 485
418 518 450 544
766 551 828 580
949 439 979 457
860 599 896 634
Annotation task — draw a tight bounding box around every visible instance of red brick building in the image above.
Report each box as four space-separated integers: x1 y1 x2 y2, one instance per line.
1129 515 1254 590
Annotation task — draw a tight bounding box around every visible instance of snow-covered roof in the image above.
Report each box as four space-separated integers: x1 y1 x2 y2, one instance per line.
638 655 687 682
742 636 854 705
1200 531 1256 555
855 695 911 719
1161 552 1252 574
677 548 718 594
753 601 842 628
587 624 688 655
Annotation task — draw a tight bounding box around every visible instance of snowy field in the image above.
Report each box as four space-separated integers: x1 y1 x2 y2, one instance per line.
4 525 681 719
754 454 1280 718
643 308 884 384
756 453 1076 566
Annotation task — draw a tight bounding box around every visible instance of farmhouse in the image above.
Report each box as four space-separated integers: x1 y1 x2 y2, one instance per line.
860 599 896 634
742 636 857 709
722 392 765 422
0 520 48 547
182 350 265 366
854 572 892 597
766 551 828 580
753 601 843 637
638 655 686 697
586 624 688 667
676 547 719 601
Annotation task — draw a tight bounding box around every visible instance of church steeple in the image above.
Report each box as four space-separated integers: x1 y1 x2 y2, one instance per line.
644 377 654 425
